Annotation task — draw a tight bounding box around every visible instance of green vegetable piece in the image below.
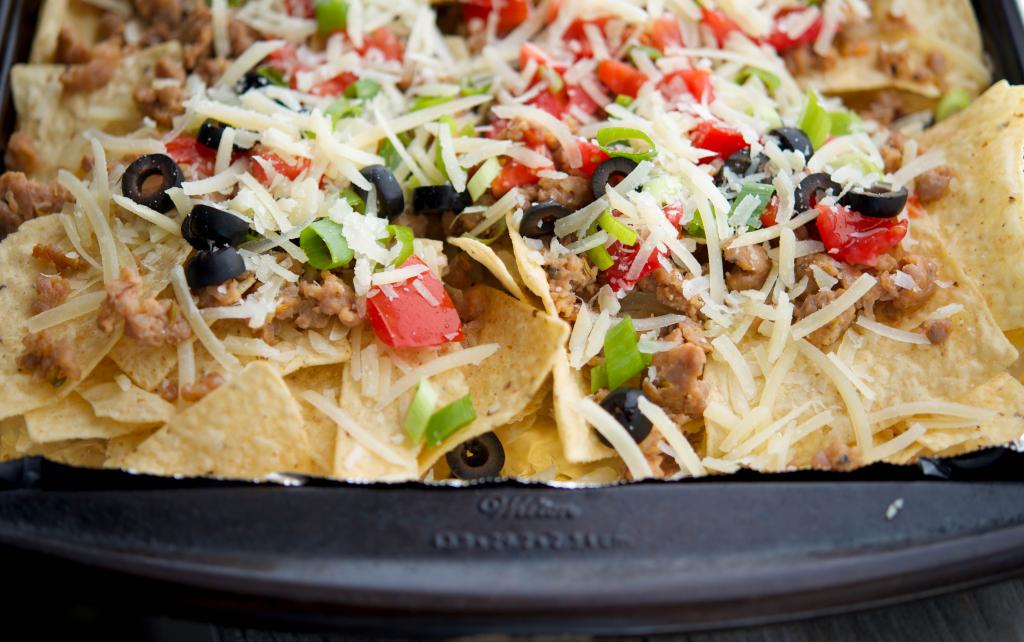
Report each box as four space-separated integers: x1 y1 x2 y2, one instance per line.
315 0 349 35
386 224 414 267
326 99 363 125
614 94 635 108
590 363 608 394
629 44 663 61
598 209 638 246
603 317 646 391
936 88 971 122
736 66 780 91
586 244 615 271
338 187 365 213
460 75 494 96
425 395 477 446
300 219 353 270
378 138 402 170
686 210 705 239
257 66 287 88
344 78 381 100
468 157 502 201
729 182 775 230
596 126 657 162
411 95 453 112
829 109 862 136
539 65 564 93
798 90 832 150
404 379 438 444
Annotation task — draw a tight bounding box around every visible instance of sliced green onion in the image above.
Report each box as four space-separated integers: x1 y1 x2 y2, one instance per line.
586 244 615 271
377 134 409 171
829 109 862 136
338 187 364 213
614 94 634 108
798 90 832 150
603 317 645 391
256 66 287 88
411 95 453 112
736 66 780 91
590 362 608 394
326 98 362 125
344 78 381 100
629 44 663 61
404 379 438 444
596 126 657 162
425 395 477 446
539 65 564 93
385 224 414 267
314 0 349 35
729 183 775 230
300 219 353 270
460 75 493 96
686 210 705 239
468 157 502 201
936 88 971 122
598 209 638 246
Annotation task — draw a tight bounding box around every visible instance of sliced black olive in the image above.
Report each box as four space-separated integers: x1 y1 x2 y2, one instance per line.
237 70 270 94
354 165 405 219
121 153 184 214
839 183 908 219
197 119 228 151
446 432 505 480
768 127 814 160
520 200 571 238
591 157 639 199
596 387 653 446
795 172 842 212
181 204 251 250
412 184 470 216
184 246 247 289
718 148 768 185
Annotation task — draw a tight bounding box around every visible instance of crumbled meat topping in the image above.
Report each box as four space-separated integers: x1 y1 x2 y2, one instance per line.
543 253 597 321
795 289 857 350
32 243 84 275
98 268 192 346
811 440 862 472
16 330 80 386
33 274 71 313
723 240 771 291
0 172 72 238
59 35 123 94
642 338 709 421
274 271 361 331
917 318 953 345
637 265 703 319
915 166 954 204
3 132 40 174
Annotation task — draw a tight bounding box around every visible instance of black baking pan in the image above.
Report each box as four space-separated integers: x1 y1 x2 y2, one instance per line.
2 0 1024 635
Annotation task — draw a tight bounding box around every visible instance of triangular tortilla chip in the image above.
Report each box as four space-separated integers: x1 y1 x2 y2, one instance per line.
448 236 530 302
79 381 176 425
25 392 151 443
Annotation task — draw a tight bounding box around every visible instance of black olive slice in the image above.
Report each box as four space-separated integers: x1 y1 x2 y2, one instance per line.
121 154 184 214
184 246 246 289
718 148 769 185
412 184 470 215
354 165 405 219
237 70 270 94
839 182 909 219
446 432 505 480
596 387 653 446
182 204 251 250
795 172 842 212
519 200 571 238
591 157 639 199
197 119 228 151
768 126 814 160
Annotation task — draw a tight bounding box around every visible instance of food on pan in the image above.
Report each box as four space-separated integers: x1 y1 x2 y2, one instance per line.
0 0 1021 483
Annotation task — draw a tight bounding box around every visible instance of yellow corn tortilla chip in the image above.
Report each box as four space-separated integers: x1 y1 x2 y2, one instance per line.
0 216 122 421
418 286 570 473
29 0 107 63
109 339 178 391
917 81 1024 331
0 417 28 462
447 236 530 302
933 373 1024 457
552 349 615 463
797 0 988 103
24 392 151 443
12 42 183 180
104 428 159 469
30 439 107 468
79 381 176 425
285 365 343 477
121 361 313 478
506 208 558 317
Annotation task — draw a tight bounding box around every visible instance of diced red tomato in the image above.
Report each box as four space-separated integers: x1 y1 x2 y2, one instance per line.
597 59 648 98
659 68 714 104
166 134 216 179
815 204 908 267
528 89 568 118
760 197 779 228
366 257 464 348
577 139 610 177
491 160 543 196
546 0 562 23
691 120 748 161
601 207 684 292
519 42 551 75
700 7 742 46
283 0 314 18
662 204 685 228
249 146 311 184
566 84 600 117
648 15 684 52
308 71 358 97
766 8 823 52
463 0 530 34
358 27 405 62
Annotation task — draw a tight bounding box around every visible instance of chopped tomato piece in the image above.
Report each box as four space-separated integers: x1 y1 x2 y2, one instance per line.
519 42 553 78
528 89 568 118
766 9 823 52
701 7 742 46
166 134 216 179
691 120 747 161
359 27 404 62
648 15 684 52
660 68 714 103
662 204 685 228
309 72 358 97
577 139 610 177
815 204 908 267
249 146 311 184
366 257 464 348
597 59 648 98
491 160 543 197
759 197 780 228
463 0 530 34
565 84 600 118
601 207 684 292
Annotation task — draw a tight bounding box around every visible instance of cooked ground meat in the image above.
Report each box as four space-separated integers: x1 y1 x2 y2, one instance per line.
544 253 597 321
795 289 857 350
878 46 947 87
782 42 836 75
33 274 71 313
32 243 84 275
134 0 185 28
98 12 126 42
917 318 953 345
669 317 712 354
723 241 771 291
228 18 259 56
158 372 224 402
283 271 361 330
455 284 489 322
642 340 709 420
60 39 122 94
811 440 862 472
134 84 186 128
4 131 39 174
54 28 91 64
443 251 488 290
915 166 954 204
98 268 192 346
534 175 592 210
860 91 904 127
179 5 214 70
872 254 939 318
636 266 703 319
0 172 72 238
879 131 905 174
16 330 79 386
195 275 249 308
392 211 431 239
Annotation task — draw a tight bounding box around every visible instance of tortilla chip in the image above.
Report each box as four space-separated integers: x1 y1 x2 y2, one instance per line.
0 216 121 421
79 381 176 425
24 392 150 443
285 365 343 477
108 339 178 391
12 42 183 180
448 236 530 302
29 439 107 468
104 428 158 469
933 373 1024 457
120 361 312 478
798 0 988 103
418 286 570 472
29 0 107 63
552 349 615 463
0 417 28 462
917 81 1024 331
506 208 558 317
